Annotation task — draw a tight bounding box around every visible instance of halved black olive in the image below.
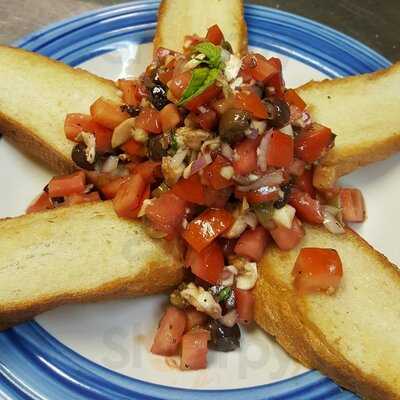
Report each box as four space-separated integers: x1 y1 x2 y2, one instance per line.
149 84 169 111
219 108 251 145
208 320 241 352
71 143 96 170
265 98 290 128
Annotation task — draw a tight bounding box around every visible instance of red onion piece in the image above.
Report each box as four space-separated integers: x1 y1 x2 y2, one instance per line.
221 142 234 161
257 132 271 172
288 159 306 177
237 170 284 192
189 153 212 176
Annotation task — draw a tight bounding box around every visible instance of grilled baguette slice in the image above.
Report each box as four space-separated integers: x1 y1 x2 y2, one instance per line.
153 0 247 56
0 201 183 330
254 225 400 400
0 46 121 174
297 62 400 189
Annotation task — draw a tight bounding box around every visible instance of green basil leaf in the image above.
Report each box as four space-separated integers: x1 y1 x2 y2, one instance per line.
179 67 209 104
194 42 221 68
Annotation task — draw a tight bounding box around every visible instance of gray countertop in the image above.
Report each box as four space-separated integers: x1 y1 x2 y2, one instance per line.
0 0 399 62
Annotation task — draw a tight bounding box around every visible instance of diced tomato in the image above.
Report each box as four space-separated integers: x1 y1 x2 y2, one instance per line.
242 54 278 82
294 123 334 163
100 177 129 200
234 91 268 119
211 97 235 115
203 155 233 190
232 137 259 176
203 187 232 208
182 208 234 252
339 188 365 222
206 24 224 45
121 138 146 157
295 168 316 198
187 241 224 284
234 226 270 262
64 192 101 206
145 192 187 237
284 89 306 111
266 130 294 168
185 309 209 332
118 79 141 106
151 306 187 356
181 329 210 370
135 107 162 134
160 103 181 132
112 174 147 219
48 171 86 198
92 124 113 153
289 190 323 224
292 248 343 294
266 57 285 99
158 68 174 86
172 174 205 205
132 161 161 184
86 171 115 187
196 109 217 130
235 186 280 205
168 71 192 99
235 289 255 324
26 192 54 214
185 84 221 112
90 97 130 130
269 217 304 250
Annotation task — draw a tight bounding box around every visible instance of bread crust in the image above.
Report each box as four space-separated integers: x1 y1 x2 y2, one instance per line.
254 227 400 400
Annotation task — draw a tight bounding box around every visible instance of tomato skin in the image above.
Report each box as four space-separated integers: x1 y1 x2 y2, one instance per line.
171 174 205 205
64 192 101 206
235 186 280 205
242 54 278 82
289 190 324 224
196 109 217 131
284 89 307 111
269 217 304 250
145 192 187 236
90 97 129 130
206 24 224 45
185 309 209 332
235 91 268 119
151 306 187 356
266 131 294 168
100 176 129 200
234 226 270 262
235 289 255 324
187 241 224 284
131 161 161 184
113 174 147 219
203 186 232 208
295 123 334 163
48 171 86 198
121 138 146 157
135 107 162 134
339 188 365 222
292 248 343 294
295 168 315 198
26 192 54 214
265 57 285 99
160 103 181 132
232 137 259 176
185 84 221 111
118 79 141 106
203 155 233 190
168 71 192 99
182 208 234 252
181 328 210 370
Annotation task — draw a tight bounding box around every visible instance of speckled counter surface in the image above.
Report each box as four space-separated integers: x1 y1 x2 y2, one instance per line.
0 0 399 61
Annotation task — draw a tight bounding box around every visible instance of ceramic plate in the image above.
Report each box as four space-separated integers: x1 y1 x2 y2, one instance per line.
0 1 395 399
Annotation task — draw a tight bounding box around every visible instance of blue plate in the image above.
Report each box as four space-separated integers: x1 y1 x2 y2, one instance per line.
1 1 390 399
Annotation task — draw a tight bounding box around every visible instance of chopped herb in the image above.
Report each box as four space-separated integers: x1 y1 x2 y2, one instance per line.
218 287 232 303
171 133 178 152
193 42 221 68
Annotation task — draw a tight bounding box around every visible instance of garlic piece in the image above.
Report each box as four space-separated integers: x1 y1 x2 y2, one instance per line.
272 204 296 229
236 262 258 290
112 118 136 148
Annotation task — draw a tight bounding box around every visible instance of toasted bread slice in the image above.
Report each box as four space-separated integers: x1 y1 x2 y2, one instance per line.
254 225 400 400
0 201 183 330
0 46 121 174
153 0 247 56
297 63 400 189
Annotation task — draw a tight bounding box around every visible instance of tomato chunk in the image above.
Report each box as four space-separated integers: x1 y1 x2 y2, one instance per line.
339 188 365 222
289 190 323 224
182 208 234 252
160 103 181 132
64 192 101 206
145 192 186 237
203 155 233 190
181 329 210 370
121 138 146 157
240 186 280 205
232 137 259 176
269 217 304 250
100 177 129 200
132 161 161 184
118 79 141 106
295 168 315 198
292 248 343 294
48 171 86 198
284 89 307 111
235 289 255 324
265 57 285 99
242 54 278 82
90 97 129 130
135 107 162 134
295 123 334 163
206 24 224 45
185 84 221 112
172 174 205 205
234 226 270 262
151 306 187 356
26 192 54 214
113 174 146 219
203 187 232 208
196 109 217 131
266 131 294 168
187 241 224 284
235 91 268 119
185 309 209 332
168 71 192 99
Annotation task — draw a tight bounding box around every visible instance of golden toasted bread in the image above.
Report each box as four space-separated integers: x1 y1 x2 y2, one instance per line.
0 46 121 174
254 225 400 400
153 0 247 56
0 201 183 330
